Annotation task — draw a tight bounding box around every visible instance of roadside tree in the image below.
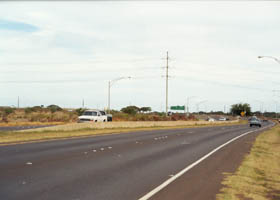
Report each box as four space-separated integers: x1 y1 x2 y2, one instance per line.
230 103 251 116
140 107 152 113
121 106 140 115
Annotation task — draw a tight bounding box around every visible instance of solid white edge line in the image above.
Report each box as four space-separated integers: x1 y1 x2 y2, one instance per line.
138 125 273 200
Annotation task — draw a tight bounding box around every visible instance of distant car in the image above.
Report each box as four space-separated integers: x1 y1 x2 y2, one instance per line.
78 110 112 123
218 117 227 121
208 118 215 122
249 118 261 127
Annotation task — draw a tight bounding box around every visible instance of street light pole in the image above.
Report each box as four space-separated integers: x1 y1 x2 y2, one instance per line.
254 99 264 116
258 56 280 64
186 96 196 116
108 81 111 113
108 76 131 114
273 100 278 119
196 100 207 114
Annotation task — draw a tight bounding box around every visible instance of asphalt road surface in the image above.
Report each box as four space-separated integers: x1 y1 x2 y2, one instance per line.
0 122 273 200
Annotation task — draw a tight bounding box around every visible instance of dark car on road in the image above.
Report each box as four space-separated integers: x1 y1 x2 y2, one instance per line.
249 118 262 127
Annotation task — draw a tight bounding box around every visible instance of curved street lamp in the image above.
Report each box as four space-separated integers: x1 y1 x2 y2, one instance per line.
258 56 280 64
108 76 131 113
186 96 196 116
272 100 278 119
196 100 207 114
253 99 264 115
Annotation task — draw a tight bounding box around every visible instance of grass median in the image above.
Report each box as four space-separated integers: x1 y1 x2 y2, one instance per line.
217 124 280 200
0 120 244 145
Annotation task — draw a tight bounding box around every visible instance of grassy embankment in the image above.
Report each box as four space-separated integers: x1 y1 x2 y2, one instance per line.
0 120 243 144
217 124 280 200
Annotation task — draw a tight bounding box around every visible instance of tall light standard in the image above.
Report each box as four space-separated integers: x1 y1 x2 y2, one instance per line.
108 76 131 114
196 100 207 114
258 56 279 117
254 99 264 116
186 96 196 116
258 56 280 64
273 100 278 119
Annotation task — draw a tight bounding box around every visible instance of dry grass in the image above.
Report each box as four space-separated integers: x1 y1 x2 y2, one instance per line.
0 120 242 144
0 121 64 127
21 120 240 132
216 125 280 200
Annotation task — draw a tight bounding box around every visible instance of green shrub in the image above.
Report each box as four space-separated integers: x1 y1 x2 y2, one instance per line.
121 106 140 115
3 107 15 115
47 105 62 113
24 107 33 114
75 108 86 116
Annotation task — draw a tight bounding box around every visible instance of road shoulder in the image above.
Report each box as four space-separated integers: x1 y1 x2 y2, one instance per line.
150 128 264 200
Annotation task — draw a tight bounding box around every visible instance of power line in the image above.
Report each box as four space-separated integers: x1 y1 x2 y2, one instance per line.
0 79 104 84
174 75 272 92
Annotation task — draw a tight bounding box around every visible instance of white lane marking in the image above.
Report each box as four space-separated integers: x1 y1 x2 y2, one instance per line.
84 152 88 154
100 148 105 151
92 150 97 152
181 141 190 145
138 125 271 200
22 181 27 185
26 162 32 165
108 146 112 149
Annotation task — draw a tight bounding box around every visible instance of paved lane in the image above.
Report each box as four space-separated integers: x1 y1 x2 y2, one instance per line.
0 123 273 200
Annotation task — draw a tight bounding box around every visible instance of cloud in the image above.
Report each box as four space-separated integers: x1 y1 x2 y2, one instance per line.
0 19 39 32
0 2 280 111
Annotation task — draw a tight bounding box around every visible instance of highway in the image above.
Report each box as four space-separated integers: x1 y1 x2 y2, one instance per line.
0 122 273 200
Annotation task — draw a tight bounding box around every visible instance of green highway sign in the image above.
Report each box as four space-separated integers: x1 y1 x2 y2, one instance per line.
170 105 185 110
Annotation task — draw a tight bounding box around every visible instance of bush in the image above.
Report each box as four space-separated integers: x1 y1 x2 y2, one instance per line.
3 107 15 115
121 106 140 115
47 105 63 113
24 107 33 114
75 108 86 116
0 107 15 122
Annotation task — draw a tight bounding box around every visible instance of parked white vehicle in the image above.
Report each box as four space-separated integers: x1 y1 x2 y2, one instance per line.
218 117 227 121
207 118 216 122
78 110 111 122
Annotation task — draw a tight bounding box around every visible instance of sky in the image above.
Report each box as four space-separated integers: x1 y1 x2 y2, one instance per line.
0 1 280 113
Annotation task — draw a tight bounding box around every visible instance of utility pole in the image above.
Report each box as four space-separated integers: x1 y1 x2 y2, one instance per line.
108 81 111 113
82 99 84 108
186 96 196 116
165 51 169 116
17 96 19 108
